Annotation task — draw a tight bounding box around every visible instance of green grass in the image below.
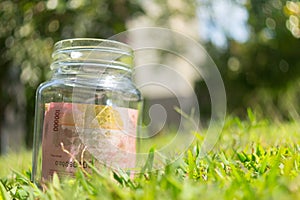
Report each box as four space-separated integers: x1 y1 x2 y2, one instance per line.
0 151 31 178
1 114 300 200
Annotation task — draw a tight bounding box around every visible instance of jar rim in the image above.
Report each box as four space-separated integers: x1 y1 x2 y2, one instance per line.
54 38 132 53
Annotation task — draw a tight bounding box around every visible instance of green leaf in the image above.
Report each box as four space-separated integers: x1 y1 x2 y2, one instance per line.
140 146 155 175
258 156 268 174
247 108 256 125
52 172 60 190
0 181 10 200
187 150 195 179
237 152 248 163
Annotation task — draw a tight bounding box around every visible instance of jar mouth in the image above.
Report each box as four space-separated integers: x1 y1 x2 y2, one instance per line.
52 38 134 72
54 38 132 53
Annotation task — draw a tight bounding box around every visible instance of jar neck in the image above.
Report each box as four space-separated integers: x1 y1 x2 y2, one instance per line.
52 72 133 89
52 62 132 77
51 38 134 78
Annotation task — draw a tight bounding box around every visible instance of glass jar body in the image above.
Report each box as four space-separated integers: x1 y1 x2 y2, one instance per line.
31 39 142 183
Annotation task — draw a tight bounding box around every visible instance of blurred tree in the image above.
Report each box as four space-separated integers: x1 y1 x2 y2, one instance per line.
0 0 143 153
198 0 300 119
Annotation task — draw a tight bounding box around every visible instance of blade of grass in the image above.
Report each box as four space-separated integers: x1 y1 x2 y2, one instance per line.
0 181 10 200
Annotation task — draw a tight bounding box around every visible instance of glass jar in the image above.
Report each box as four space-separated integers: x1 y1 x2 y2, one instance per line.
31 38 142 183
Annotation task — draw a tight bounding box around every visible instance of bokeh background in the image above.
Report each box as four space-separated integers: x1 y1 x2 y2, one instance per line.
0 0 299 154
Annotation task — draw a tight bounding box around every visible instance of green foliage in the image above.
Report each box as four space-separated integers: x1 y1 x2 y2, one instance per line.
200 0 300 119
1 116 300 199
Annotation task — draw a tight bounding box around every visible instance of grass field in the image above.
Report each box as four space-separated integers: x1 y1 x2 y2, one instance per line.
1 113 300 199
